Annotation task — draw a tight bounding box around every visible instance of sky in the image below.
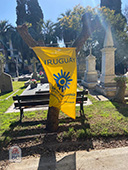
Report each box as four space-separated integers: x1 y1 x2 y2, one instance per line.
0 0 128 26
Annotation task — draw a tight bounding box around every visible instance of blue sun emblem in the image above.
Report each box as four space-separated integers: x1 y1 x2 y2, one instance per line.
53 70 72 92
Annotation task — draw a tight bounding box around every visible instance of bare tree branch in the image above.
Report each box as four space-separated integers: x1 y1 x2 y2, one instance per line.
17 13 100 53
17 24 42 47
72 13 101 53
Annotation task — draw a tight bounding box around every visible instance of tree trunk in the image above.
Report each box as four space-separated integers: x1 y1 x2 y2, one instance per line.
16 13 100 132
16 24 40 47
17 24 60 132
46 107 60 132
72 13 101 53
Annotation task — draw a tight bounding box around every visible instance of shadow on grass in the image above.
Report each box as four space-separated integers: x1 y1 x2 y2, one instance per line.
2 120 47 140
1 115 90 139
10 120 47 127
59 116 85 124
111 101 128 117
0 114 94 162
20 86 26 89
0 86 25 97
58 116 90 133
0 91 12 97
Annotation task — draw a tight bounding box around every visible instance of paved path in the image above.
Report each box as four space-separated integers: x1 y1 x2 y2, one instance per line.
6 146 128 170
88 89 108 101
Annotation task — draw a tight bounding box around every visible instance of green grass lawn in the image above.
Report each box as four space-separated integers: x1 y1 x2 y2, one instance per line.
83 98 128 137
0 82 128 146
0 81 26 114
0 81 26 139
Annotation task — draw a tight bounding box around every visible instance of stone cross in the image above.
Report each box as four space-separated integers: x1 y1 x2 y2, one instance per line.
7 39 17 57
31 57 38 72
89 44 92 55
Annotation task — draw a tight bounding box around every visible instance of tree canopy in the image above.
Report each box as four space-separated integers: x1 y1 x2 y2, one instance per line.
56 5 97 47
1 0 128 75
15 0 44 65
100 0 122 14
16 0 43 34
98 7 128 73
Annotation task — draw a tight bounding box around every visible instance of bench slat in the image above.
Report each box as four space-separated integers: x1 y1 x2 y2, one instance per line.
35 90 88 94
36 90 88 96
14 96 87 108
77 90 88 96
14 100 49 107
76 97 87 102
13 93 50 101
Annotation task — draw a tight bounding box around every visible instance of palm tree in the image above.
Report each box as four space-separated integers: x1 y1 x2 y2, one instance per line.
0 20 14 42
0 20 14 60
56 10 73 47
39 19 58 46
56 6 85 47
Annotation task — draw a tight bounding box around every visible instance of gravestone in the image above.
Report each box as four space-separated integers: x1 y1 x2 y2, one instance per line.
82 46 98 88
18 74 32 81
96 25 116 97
31 57 38 80
0 56 13 93
9 146 21 162
77 51 86 79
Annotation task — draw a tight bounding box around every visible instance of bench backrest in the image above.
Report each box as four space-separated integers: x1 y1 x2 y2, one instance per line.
13 90 88 101
13 90 88 108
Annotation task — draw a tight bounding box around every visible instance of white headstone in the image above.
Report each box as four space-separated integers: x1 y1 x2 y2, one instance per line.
82 45 98 88
9 146 21 162
31 57 38 72
31 58 38 80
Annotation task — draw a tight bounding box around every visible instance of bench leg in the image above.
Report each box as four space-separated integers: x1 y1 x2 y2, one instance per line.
80 103 85 117
20 108 23 123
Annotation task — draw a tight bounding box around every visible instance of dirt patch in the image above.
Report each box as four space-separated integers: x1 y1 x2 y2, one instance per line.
0 134 128 170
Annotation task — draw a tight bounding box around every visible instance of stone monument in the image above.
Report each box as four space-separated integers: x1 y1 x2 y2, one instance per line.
0 55 13 93
82 46 98 88
31 57 38 80
96 25 116 97
77 51 86 79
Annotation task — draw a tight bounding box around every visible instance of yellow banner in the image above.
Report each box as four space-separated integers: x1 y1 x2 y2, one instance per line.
32 47 77 119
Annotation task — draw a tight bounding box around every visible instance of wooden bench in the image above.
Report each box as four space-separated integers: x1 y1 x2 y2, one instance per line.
13 90 88 122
